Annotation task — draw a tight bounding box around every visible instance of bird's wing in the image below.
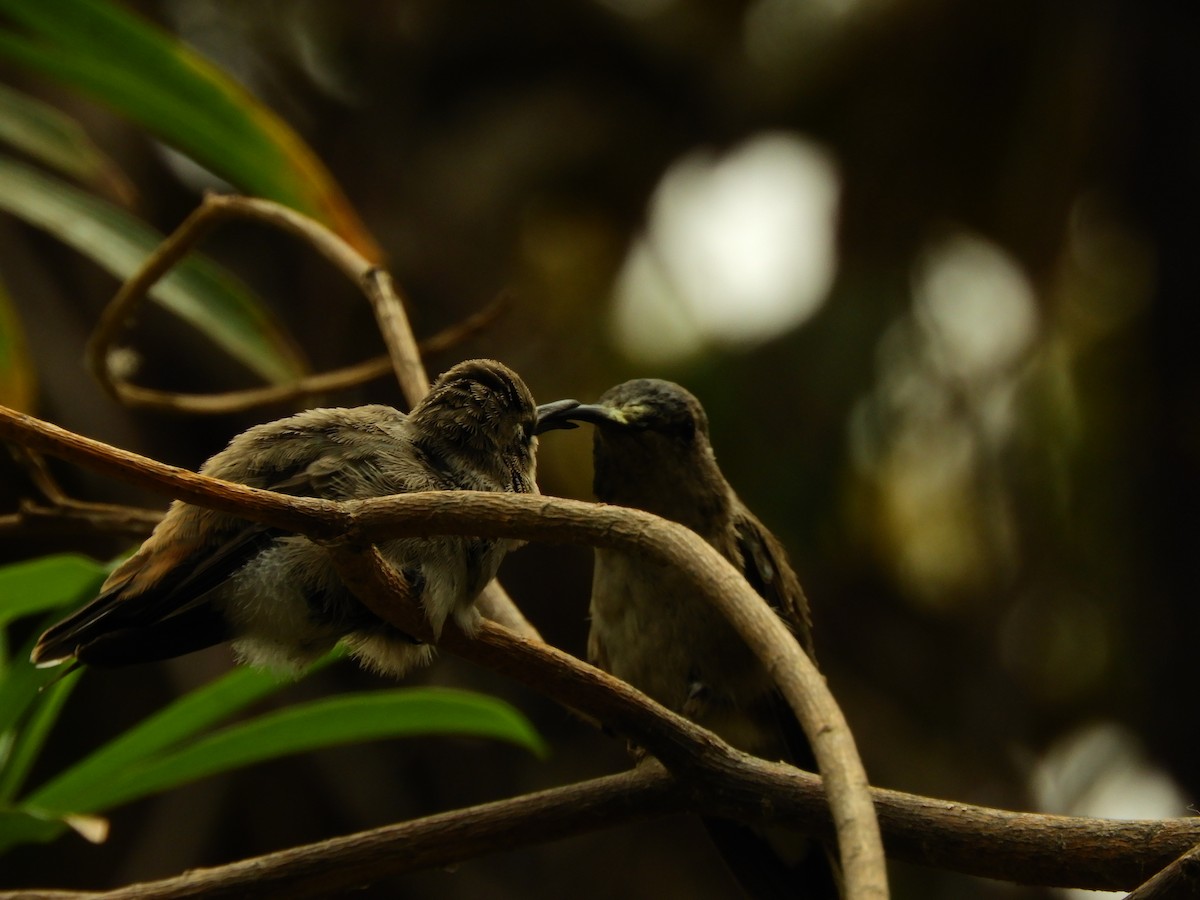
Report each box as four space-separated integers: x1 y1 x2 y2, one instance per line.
265 430 432 500
731 501 815 659
730 500 825 773
33 409 419 667
270 452 392 499
31 509 276 666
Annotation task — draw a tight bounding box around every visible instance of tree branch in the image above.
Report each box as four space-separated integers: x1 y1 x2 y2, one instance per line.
3 757 1196 899
81 194 493 415
1 445 161 538
0 500 161 539
81 193 540 641
331 511 884 897
4 404 1196 893
0 402 886 896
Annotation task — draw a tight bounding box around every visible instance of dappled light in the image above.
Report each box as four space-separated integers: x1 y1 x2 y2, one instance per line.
612 133 839 363
848 230 1034 608
913 232 1039 380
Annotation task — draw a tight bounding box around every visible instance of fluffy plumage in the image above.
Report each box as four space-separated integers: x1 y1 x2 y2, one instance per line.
32 359 576 677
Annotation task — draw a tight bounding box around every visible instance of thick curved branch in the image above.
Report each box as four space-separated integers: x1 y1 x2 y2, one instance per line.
3 758 1196 899
328 544 727 770
85 194 417 411
4 405 1196 893
337 499 884 897
87 194 429 420
0 403 885 897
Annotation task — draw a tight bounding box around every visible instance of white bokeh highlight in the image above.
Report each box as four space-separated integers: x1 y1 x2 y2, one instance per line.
612 133 840 363
913 232 1039 379
1031 722 1188 900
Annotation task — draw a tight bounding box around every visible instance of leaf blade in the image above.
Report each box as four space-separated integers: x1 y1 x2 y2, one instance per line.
0 670 81 802
0 154 307 384
50 687 547 814
24 660 321 811
0 0 380 260
0 80 133 201
0 554 110 628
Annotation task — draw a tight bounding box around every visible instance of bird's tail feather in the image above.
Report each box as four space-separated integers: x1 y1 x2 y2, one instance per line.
33 603 232 667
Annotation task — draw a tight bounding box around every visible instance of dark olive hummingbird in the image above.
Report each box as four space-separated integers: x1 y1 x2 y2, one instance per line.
551 378 839 900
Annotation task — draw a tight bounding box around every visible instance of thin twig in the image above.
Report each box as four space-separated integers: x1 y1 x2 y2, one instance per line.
86 194 540 640
8 445 67 503
82 196 507 416
81 196 409 414
0 501 161 538
5 767 690 900
73 344 476 418
417 290 511 357
1 446 161 538
86 203 218 404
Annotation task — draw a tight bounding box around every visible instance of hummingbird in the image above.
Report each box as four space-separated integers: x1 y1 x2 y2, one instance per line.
553 378 839 899
32 359 580 677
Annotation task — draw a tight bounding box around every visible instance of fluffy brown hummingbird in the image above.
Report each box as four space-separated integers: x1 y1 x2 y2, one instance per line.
32 359 579 677
553 378 839 899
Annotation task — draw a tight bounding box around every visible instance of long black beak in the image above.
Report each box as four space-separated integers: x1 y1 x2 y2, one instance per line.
556 403 624 426
534 401 626 434
534 399 584 434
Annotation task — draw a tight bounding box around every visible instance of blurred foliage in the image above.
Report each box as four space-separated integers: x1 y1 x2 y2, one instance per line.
0 560 543 856
0 0 549 888
0 155 307 385
0 275 34 410
0 0 379 257
0 0 1195 898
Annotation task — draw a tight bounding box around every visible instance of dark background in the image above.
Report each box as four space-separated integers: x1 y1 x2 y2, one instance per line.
2 1 1196 897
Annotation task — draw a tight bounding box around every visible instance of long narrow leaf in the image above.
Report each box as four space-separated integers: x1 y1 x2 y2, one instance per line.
0 617 84 818
24 657 332 810
0 670 80 801
0 554 111 628
0 556 98 825
0 0 380 260
0 637 79 740
0 808 70 851
0 154 307 384
0 81 132 201
37 687 546 815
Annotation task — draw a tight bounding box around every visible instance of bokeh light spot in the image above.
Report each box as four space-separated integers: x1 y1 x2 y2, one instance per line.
612 132 840 363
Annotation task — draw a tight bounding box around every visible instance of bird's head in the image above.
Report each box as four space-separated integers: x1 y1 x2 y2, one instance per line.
411 359 580 487
538 379 724 517
547 378 710 443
